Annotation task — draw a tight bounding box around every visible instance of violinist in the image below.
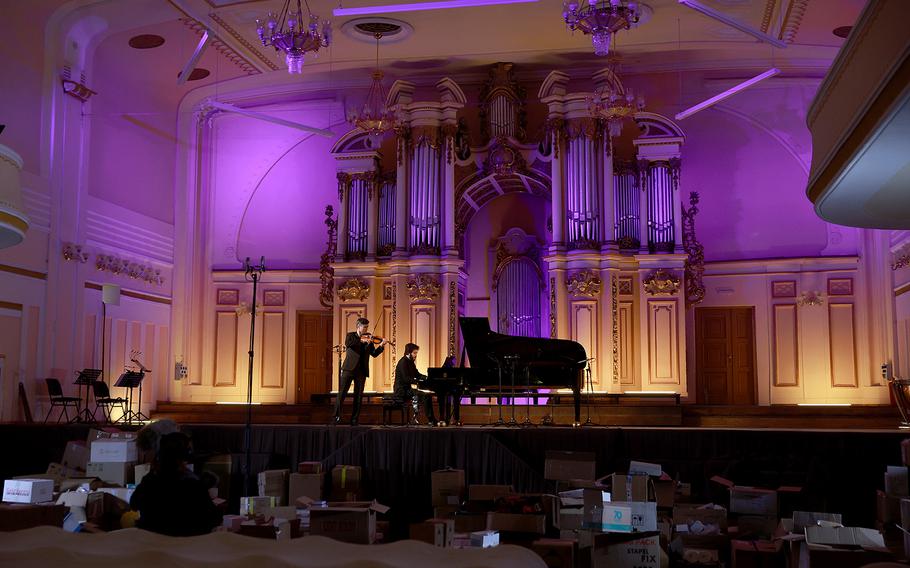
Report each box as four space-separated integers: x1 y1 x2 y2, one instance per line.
333 317 387 426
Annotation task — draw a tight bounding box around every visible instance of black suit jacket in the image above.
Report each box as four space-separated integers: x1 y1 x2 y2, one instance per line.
341 331 384 376
393 355 426 398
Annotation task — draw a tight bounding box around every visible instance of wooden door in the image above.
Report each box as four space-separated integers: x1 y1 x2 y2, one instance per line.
695 307 756 405
296 311 333 404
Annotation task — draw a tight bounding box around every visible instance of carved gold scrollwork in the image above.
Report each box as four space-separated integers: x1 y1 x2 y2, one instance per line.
643 269 681 296
337 277 370 301
320 205 338 308
549 277 557 339
611 275 618 384
567 270 602 298
406 274 441 302
448 281 457 356
337 172 351 202
681 192 705 307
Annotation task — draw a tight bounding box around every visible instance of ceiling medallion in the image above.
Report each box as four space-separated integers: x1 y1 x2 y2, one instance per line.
255 0 332 74
563 0 645 57
348 32 399 137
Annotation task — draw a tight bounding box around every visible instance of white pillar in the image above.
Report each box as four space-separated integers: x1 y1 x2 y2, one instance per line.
366 174 379 261
395 133 408 254
442 126 456 256
550 126 566 248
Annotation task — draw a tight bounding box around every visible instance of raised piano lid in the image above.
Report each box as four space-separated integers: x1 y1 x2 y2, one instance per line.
458 316 588 380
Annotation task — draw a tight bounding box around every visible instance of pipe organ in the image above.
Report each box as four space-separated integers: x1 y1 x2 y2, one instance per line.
327 65 690 397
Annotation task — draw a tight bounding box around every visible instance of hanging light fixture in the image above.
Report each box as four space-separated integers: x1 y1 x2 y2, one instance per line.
348 32 399 137
563 0 642 57
588 61 645 138
256 0 332 74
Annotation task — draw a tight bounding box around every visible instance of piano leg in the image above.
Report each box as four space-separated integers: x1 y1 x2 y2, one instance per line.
572 385 581 427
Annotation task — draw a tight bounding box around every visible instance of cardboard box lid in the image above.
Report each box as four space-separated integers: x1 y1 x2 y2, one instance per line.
792 511 843 532
319 500 389 513
629 461 662 477
710 475 803 493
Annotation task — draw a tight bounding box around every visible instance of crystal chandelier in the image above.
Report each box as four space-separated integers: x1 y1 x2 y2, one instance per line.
348 33 398 137
256 0 331 74
588 70 645 137
563 0 641 57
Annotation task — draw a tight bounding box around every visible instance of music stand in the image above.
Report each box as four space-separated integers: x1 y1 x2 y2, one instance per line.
115 370 146 424
73 369 102 423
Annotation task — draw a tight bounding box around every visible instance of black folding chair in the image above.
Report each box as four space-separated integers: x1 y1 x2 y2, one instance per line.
92 380 128 423
44 378 81 423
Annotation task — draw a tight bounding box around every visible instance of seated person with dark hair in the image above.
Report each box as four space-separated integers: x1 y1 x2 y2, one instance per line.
130 432 222 536
394 343 437 425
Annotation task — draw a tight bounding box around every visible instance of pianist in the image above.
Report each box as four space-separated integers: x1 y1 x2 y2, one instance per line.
393 343 437 425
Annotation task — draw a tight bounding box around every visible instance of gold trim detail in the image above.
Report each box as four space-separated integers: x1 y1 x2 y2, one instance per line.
0 301 24 311
337 278 370 302
567 270 602 298
407 274 441 302
84 282 172 305
643 269 680 296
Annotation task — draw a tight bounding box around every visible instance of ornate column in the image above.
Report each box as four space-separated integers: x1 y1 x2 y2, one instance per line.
442 123 457 256
394 127 409 255
638 159 650 254
601 134 616 249
548 119 566 249
336 173 350 260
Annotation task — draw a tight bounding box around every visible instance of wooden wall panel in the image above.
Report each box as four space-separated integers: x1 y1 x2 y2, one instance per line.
772 304 798 387
381 306 393 389
571 301 597 380
618 301 634 385
112 319 127 387
83 314 97 369
260 312 285 389
648 300 679 385
829 303 857 388
411 306 435 376
157 326 169 389
214 312 237 386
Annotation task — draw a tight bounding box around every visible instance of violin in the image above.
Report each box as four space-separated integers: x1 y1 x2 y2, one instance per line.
360 332 395 347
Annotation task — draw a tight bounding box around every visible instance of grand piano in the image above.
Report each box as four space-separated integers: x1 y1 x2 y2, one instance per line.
424 317 588 425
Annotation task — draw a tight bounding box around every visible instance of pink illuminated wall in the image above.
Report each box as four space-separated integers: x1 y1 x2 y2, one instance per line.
211 103 348 269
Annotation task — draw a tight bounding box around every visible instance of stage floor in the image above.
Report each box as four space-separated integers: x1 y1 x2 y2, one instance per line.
151 399 905 430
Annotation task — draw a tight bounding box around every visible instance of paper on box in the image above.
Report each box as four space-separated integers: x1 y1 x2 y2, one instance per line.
591 533 661 568
470 530 499 548
90 439 138 463
611 501 658 532
3 479 54 504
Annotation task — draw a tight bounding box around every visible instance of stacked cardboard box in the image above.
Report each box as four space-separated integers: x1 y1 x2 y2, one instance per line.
330 465 362 502
309 501 389 544
258 469 290 506
86 438 138 486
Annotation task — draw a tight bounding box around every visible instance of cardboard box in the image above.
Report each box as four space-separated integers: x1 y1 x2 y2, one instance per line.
559 507 584 531
731 539 782 568
711 477 777 516
289 473 322 504
411 518 454 547
200 454 231 503
791 511 842 532
468 484 513 502
45 463 79 479
434 505 457 519
805 526 892 568
258 469 289 506
309 501 389 544
455 511 488 533
2 479 54 504
85 490 130 531
583 489 630 532
544 451 596 481
330 465 362 501
86 462 135 486
673 504 728 533
431 469 465 507
653 479 676 509
486 512 546 534
470 530 499 548
628 461 662 477
0 503 68 531
885 465 909 497
240 496 275 515
62 441 89 472
611 501 658 532
134 463 151 486
532 538 575 568
876 489 900 523
298 461 322 474
591 532 661 568
735 515 778 539
90 439 138 463
610 473 652 503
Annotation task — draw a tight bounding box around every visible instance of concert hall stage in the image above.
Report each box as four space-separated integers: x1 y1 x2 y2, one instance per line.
2 418 906 540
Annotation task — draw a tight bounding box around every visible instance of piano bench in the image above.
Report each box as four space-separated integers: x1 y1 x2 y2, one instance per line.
381 395 411 426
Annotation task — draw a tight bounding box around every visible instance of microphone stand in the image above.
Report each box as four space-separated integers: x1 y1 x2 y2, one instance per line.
242 256 266 498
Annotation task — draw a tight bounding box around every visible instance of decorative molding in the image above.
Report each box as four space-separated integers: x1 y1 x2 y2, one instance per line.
481 138 528 177
383 283 393 301
407 274 441 302
893 248 910 271
62 243 88 263
478 62 527 142
567 270 602 298
796 290 824 307
618 277 633 295
778 0 809 44
827 278 853 296
84 209 174 264
681 192 705 307
643 269 680 296
492 228 541 291
263 289 285 307
611 275 619 385
0 264 46 281
319 205 337 308
337 278 370 302
549 277 557 339
760 0 777 33
95 254 163 286
179 15 265 74
216 288 239 306
771 280 797 298
448 281 457 357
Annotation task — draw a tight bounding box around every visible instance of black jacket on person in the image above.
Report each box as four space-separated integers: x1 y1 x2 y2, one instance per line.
341 331 384 376
130 469 222 537
393 355 426 398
